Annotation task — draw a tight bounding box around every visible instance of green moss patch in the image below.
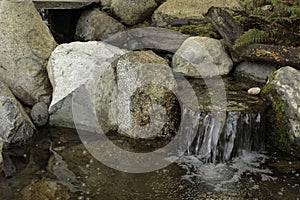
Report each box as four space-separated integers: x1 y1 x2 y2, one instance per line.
262 83 291 151
168 23 221 39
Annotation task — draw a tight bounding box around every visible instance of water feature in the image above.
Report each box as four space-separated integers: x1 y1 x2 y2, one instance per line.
0 78 299 199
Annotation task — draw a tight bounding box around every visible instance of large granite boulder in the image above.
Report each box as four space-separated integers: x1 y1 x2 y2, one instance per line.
152 0 245 27
263 66 300 153
234 62 277 83
112 51 179 139
111 0 158 25
0 81 36 144
47 42 127 129
75 9 126 41
172 36 233 78
47 43 179 139
0 0 57 106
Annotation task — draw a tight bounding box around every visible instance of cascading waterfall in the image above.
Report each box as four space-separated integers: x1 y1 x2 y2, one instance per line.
183 109 265 163
177 78 267 164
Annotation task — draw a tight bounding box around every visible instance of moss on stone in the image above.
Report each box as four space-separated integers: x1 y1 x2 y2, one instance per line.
262 83 291 151
261 83 273 95
168 23 221 39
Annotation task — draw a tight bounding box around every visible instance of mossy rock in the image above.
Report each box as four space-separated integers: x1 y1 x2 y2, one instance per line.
168 23 221 38
262 83 291 151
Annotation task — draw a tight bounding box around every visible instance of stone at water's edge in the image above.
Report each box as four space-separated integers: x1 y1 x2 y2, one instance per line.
47 42 127 130
172 36 233 78
0 81 36 173
112 51 179 139
0 0 57 106
0 81 36 144
234 61 277 83
152 0 245 27
75 9 126 41
47 43 179 139
31 102 49 127
111 0 158 25
264 66 300 153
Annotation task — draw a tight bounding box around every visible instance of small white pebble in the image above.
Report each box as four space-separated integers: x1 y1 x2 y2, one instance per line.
248 87 261 95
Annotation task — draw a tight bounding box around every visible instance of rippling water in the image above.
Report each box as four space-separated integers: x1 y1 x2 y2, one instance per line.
0 127 299 199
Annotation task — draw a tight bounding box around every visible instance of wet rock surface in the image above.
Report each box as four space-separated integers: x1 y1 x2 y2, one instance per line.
0 0 57 106
234 61 277 83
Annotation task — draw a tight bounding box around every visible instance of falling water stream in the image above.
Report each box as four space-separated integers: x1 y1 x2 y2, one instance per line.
0 77 299 199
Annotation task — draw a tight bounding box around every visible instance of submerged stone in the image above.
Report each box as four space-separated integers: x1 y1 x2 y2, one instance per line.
20 181 70 200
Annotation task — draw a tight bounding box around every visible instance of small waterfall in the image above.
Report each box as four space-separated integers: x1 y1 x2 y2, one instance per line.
176 77 267 163
183 108 265 163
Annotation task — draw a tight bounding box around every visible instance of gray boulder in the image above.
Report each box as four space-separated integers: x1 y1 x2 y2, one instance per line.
100 0 112 7
111 0 158 25
75 9 126 41
263 66 300 152
172 36 233 77
234 61 277 83
47 41 127 130
0 81 36 144
47 43 179 139
0 139 3 173
113 51 179 139
0 0 57 106
152 0 245 27
31 102 49 127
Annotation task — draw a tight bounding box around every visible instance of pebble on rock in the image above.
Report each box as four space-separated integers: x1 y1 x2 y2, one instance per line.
247 87 261 95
